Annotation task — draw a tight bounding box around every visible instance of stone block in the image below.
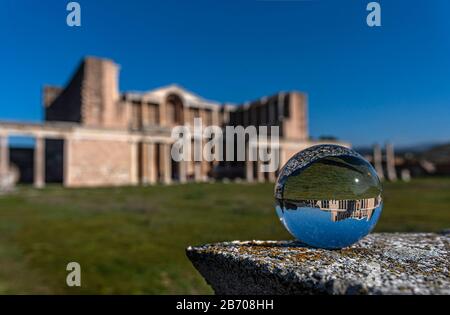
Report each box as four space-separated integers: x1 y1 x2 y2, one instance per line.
187 233 450 295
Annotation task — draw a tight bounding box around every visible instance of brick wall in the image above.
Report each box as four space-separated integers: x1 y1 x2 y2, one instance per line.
45 57 128 129
65 138 133 187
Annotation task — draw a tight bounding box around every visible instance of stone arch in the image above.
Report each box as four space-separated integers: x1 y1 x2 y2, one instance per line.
165 93 185 126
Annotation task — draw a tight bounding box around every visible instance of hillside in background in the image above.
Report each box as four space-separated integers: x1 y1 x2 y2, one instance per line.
356 142 450 163
419 143 450 164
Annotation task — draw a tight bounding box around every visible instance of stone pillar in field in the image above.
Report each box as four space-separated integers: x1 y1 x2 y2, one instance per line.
400 169 411 182
34 136 45 188
386 143 397 182
373 144 384 181
161 143 172 185
0 134 9 178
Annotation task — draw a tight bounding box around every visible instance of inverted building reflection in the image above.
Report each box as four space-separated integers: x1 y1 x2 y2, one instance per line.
277 195 382 222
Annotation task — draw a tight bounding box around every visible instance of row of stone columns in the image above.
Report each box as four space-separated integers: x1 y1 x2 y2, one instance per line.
139 142 169 185
245 143 279 183
385 143 398 181
0 134 46 188
237 96 285 128
139 142 219 186
373 143 397 182
245 160 277 183
1 135 279 188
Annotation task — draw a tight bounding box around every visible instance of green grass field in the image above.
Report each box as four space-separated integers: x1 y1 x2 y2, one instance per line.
283 155 381 200
0 178 449 294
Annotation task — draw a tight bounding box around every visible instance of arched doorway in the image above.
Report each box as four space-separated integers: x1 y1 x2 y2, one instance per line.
165 94 184 126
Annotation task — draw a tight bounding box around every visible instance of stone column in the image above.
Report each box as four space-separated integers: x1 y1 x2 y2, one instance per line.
194 162 202 182
63 135 71 187
278 93 286 121
268 147 279 183
260 103 267 126
221 108 230 126
212 109 220 127
201 159 209 182
148 143 157 185
246 160 254 183
141 143 149 185
243 109 249 127
256 160 265 183
386 143 397 182
246 141 255 182
130 141 139 185
183 106 190 127
179 160 187 183
268 170 276 183
159 101 167 126
0 134 9 177
34 136 45 188
373 144 384 180
269 100 276 126
142 142 159 185
268 148 277 183
161 143 172 185
141 101 149 129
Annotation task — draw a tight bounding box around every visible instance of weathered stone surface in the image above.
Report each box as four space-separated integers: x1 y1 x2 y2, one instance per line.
186 233 450 295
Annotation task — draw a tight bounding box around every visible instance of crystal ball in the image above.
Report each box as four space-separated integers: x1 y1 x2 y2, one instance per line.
275 145 383 249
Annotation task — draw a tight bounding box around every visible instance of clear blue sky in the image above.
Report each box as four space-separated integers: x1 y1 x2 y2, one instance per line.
1 0 449 147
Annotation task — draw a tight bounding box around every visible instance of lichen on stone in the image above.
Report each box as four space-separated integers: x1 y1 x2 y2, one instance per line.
186 233 450 295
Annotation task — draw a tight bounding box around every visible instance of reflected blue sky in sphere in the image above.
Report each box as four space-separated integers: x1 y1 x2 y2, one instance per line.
276 204 383 249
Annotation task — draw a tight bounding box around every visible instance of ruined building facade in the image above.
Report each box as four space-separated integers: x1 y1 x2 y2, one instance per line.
0 57 347 188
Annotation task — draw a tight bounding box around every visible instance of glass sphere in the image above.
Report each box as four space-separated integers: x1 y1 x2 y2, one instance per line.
275 144 383 249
